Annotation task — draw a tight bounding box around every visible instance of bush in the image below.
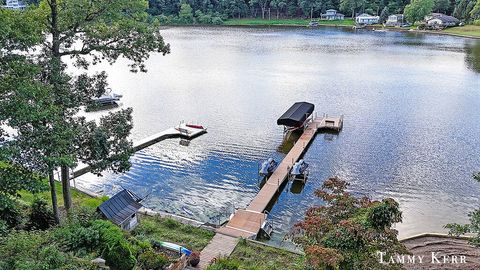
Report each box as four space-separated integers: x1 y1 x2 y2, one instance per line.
0 220 8 236
205 258 240 270
138 249 169 270
52 223 100 253
68 205 101 227
212 17 223 25
91 219 125 251
104 241 137 270
26 198 56 230
38 245 68 270
0 198 22 228
474 20 480 26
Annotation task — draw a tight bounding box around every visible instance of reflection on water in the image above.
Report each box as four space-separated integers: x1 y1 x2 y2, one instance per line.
466 42 480 73
75 27 480 244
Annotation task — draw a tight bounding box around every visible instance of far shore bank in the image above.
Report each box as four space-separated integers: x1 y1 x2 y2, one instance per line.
161 19 480 40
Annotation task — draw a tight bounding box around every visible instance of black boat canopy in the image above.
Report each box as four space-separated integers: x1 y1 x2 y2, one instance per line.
277 102 315 127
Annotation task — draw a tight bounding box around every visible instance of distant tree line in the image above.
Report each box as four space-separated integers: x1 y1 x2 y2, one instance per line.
147 0 480 23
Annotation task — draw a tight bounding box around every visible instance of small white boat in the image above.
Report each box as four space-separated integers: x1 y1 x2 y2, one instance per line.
290 159 309 182
92 92 123 105
259 158 278 176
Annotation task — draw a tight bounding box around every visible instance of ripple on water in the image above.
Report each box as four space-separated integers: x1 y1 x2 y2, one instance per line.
75 27 480 242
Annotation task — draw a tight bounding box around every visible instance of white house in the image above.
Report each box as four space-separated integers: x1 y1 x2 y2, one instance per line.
320 9 345 20
385 14 404 27
355 13 380 25
2 0 26 10
425 13 459 27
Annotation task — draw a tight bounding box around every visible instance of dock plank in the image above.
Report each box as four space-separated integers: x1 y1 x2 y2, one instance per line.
220 115 343 238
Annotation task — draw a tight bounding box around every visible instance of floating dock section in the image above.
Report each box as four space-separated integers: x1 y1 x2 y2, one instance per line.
217 114 343 239
71 123 207 178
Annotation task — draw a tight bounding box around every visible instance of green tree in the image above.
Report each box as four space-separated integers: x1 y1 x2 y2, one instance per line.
433 0 451 12
33 0 168 216
472 0 480 18
446 173 480 246
380 6 390 22
404 0 434 23
179 3 194 23
341 0 366 18
0 8 54 223
294 177 407 270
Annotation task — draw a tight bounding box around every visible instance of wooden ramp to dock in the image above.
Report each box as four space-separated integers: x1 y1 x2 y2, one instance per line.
198 233 239 269
217 114 343 239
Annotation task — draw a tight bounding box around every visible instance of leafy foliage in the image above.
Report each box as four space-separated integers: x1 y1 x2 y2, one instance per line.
205 258 241 270
294 177 407 270
446 173 480 247
138 249 169 270
404 0 434 23
26 198 56 230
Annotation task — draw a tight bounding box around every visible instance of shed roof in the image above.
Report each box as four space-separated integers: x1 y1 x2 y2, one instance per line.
98 189 143 225
277 102 315 127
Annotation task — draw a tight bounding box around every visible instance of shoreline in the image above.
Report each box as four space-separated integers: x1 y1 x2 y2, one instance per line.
162 22 480 40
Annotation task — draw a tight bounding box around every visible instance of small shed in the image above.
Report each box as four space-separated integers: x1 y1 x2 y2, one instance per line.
277 102 315 127
98 189 143 231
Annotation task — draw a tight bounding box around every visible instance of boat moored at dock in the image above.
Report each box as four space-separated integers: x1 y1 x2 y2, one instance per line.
289 159 309 182
259 158 278 176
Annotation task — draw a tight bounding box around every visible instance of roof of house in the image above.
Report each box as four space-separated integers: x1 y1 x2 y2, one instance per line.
428 13 459 23
98 189 143 225
357 13 378 18
277 102 315 127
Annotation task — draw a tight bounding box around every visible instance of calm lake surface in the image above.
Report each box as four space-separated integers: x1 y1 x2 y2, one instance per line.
77 26 480 245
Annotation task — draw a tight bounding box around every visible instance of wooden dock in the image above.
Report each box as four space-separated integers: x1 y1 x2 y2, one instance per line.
70 123 207 179
217 114 343 239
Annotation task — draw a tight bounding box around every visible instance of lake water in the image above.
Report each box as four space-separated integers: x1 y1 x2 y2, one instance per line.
76 26 480 245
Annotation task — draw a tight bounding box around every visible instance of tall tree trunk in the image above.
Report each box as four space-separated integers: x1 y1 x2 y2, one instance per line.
48 170 60 224
61 166 72 212
50 0 73 213
310 7 313 20
277 9 279 19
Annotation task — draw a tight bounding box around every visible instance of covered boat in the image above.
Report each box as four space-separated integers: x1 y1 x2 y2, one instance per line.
277 102 315 128
290 159 309 182
259 158 278 176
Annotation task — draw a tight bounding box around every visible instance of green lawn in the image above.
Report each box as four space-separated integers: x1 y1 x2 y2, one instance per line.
18 181 107 210
133 215 215 251
224 18 354 27
443 25 480 38
206 239 305 270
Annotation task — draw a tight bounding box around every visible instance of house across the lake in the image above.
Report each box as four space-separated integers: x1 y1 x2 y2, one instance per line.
385 14 404 27
425 13 460 28
97 189 144 231
355 13 380 25
2 0 26 10
320 9 345 20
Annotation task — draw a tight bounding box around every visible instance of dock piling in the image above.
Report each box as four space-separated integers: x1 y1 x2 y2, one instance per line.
216 114 343 239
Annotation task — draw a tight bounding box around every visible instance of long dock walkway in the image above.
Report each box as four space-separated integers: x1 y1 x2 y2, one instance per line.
217 115 343 239
71 123 207 178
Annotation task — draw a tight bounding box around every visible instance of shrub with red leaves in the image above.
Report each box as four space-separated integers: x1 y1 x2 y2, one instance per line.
293 177 408 270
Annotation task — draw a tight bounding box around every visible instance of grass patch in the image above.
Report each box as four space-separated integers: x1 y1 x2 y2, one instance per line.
17 181 107 210
443 25 480 38
133 215 215 251
224 18 354 27
226 239 306 270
